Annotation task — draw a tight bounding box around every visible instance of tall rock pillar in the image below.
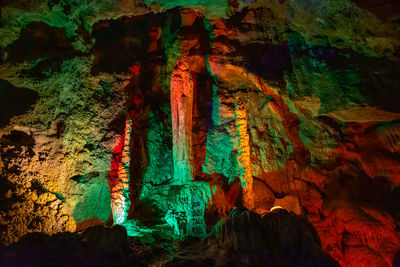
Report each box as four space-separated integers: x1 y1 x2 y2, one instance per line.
235 99 254 210
111 117 132 224
170 59 194 184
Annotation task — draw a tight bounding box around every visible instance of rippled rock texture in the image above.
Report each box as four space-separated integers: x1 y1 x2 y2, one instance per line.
1 0 400 266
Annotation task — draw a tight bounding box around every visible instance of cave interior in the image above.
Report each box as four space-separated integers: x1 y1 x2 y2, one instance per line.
1 0 400 266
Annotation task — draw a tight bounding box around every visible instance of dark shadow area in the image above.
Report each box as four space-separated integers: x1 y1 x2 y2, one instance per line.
6 22 78 64
0 211 339 267
214 8 292 84
5 21 85 79
91 9 180 75
0 175 17 211
243 42 291 84
169 210 339 267
354 0 400 21
0 79 39 127
0 225 138 266
288 32 400 113
1 130 35 146
0 130 35 178
322 163 400 217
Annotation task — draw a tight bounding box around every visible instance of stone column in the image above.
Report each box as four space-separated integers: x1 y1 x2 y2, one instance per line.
235 99 254 210
111 117 132 224
170 59 194 184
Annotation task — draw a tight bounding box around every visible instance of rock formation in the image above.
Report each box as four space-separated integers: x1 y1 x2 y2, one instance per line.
1 0 400 266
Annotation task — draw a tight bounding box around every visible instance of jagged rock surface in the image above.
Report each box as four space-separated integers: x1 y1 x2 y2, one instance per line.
0 211 339 267
1 1 400 266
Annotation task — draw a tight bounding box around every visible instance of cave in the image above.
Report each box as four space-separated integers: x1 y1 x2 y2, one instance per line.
1 1 400 266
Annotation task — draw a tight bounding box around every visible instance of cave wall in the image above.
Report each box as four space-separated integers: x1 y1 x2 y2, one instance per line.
1 0 400 266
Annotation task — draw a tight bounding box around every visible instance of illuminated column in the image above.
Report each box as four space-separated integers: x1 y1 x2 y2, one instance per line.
111 117 132 224
170 59 194 184
235 99 254 210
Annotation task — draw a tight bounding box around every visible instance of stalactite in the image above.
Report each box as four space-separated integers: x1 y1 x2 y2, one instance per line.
235 99 254 210
111 117 132 224
170 59 194 184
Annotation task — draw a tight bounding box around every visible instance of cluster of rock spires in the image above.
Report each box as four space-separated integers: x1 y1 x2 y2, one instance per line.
1 0 400 266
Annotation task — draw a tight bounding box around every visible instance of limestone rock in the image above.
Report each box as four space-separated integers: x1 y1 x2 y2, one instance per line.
1 1 400 266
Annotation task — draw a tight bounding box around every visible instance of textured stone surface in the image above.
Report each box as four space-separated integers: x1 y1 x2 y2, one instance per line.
1 0 400 266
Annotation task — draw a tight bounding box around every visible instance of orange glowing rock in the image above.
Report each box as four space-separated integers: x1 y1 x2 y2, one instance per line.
180 8 198 27
235 99 254 210
171 59 194 184
111 118 132 224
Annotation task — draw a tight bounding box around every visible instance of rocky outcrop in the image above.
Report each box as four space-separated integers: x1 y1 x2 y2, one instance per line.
1 211 339 266
170 210 339 266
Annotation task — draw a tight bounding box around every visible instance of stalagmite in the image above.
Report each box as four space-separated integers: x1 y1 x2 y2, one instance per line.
235 99 254 210
170 59 194 184
111 117 132 224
